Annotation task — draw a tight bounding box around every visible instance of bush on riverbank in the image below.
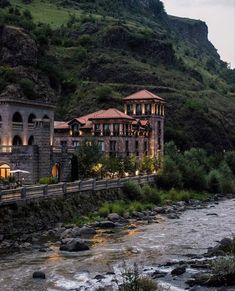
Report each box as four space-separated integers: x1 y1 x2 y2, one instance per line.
158 142 235 194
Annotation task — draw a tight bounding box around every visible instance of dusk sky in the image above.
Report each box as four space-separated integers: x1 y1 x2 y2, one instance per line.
162 0 235 68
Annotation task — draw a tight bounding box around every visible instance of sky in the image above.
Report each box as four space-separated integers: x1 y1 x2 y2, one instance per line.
162 0 235 69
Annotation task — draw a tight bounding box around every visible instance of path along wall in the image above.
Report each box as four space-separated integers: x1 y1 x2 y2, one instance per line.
0 188 122 239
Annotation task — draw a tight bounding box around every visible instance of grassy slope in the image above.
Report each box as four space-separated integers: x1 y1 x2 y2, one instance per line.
5 0 235 151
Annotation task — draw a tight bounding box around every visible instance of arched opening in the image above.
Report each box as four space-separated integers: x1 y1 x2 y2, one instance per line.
28 113 36 123
43 115 50 120
28 135 34 145
0 163 10 179
12 112 23 123
52 163 60 180
13 135 22 146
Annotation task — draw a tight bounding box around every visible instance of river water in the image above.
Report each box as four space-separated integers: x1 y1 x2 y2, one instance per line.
1 199 235 291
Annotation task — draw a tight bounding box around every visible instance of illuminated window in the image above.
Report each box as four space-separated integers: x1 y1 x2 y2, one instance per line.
0 163 10 179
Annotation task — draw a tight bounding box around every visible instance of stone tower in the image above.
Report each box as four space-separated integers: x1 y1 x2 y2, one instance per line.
123 89 165 158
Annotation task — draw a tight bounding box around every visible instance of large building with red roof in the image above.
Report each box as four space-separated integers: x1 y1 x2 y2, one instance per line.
54 89 165 158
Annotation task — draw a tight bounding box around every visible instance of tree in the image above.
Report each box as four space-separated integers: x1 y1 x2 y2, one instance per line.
74 139 103 178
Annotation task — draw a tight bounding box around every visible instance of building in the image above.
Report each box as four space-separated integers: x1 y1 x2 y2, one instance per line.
0 97 71 184
0 89 165 184
54 89 165 159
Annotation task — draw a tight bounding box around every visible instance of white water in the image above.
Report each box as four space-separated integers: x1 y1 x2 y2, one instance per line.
1 199 235 290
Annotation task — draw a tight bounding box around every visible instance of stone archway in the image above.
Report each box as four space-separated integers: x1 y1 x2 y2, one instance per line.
0 163 11 179
52 163 60 181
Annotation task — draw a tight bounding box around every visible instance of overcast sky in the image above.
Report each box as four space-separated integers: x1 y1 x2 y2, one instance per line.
162 0 235 68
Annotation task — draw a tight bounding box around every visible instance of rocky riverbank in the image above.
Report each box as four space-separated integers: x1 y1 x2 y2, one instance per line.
0 192 231 255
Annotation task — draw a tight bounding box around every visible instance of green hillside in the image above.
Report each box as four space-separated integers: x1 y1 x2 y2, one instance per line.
0 0 235 151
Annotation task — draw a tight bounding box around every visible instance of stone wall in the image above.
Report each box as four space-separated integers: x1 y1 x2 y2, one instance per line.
0 188 122 239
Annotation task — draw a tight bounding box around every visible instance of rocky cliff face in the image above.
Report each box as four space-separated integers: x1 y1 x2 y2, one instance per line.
0 26 56 104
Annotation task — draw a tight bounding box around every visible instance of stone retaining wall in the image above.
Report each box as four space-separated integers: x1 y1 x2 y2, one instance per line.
0 188 122 239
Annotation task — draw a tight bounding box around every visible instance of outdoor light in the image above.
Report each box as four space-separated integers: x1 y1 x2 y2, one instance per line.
125 172 129 177
135 170 139 176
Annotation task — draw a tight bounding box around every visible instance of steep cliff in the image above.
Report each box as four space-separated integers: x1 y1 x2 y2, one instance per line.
0 0 234 151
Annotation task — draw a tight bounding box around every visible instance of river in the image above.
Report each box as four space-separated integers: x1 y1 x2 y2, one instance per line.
0 198 235 291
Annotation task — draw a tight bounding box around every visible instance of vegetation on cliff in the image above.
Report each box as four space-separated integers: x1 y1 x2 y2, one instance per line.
0 0 235 151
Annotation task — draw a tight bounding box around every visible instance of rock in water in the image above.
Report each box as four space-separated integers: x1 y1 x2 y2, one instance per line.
108 213 120 222
33 271 46 279
60 238 89 252
171 266 186 276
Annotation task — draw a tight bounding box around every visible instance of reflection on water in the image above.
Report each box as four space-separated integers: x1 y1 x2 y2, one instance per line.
1 199 235 290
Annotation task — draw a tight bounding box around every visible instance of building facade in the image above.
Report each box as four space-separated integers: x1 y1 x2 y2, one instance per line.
0 89 165 184
54 90 165 159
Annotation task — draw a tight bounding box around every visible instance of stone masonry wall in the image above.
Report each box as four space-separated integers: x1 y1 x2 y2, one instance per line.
0 188 122 239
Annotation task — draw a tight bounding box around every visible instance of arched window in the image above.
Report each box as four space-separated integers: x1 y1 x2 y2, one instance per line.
28 113 36 123
28 136 34 145
12 135 22 146
43 115 50 120
0 163 10 179
12 112 23 123
52 163 60 180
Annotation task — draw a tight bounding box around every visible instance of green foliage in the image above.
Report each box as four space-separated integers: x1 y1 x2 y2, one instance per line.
75 139 103 178
119 263 159 291
211 256 235 277
207 170 222 193
19 78 35 99
74 46 88 62
39 176 57 185
96 85 113 102
122 181 142 201
142 185 161 205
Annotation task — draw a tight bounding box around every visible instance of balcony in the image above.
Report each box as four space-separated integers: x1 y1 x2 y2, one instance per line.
12 122 23 130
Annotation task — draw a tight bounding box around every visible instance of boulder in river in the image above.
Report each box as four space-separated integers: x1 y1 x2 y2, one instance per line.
79 226 96 236
98 221 116 228
171 266 186 276
108 213 120 222
33 271 46 279
60 238 89 252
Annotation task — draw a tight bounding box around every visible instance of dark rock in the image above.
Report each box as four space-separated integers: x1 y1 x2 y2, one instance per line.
94 274 105 280
167 213 180 219
108 213 120 222
171 266 186 276
99 221 116 228
33 271 46 279
60 238 89 252
206 213 218 216
154 207 165 214
151 270 168 279
79 226 96 236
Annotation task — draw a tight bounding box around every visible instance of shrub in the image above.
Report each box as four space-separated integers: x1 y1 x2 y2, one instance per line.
122 181 142 201
98 202 110 217
207 170 222 193
211 256 235 277
19 78 35 99
142 185 161 205
39 176 57 185
129 201 144 213
111 201 126 216
74 46 88 62
119 263 158 291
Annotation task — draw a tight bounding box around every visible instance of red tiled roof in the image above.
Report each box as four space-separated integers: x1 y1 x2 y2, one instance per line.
89 108 134 121
123 89 164 101
69 110 106 125
54 121 69 129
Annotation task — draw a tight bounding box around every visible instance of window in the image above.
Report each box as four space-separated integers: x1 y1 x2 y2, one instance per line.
98 141 105 152
28 136 34 145
28 113 36 123
136 104 142 115
103 124 110 136
60 140 67 147
125 140 129 156
0 164 10 179
158 121 161 134
124 124 129 136
158 137 162 150
127 104 132 115
113 124 120 136
12 112 23 123
12 135 22 146
144 141 148 155
145 104 151 115
135 140 139 150
94 124 101 136
43 115 50 120
110 140 117 152
72 141 80 148
0 115 2 128
71 123 80 137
